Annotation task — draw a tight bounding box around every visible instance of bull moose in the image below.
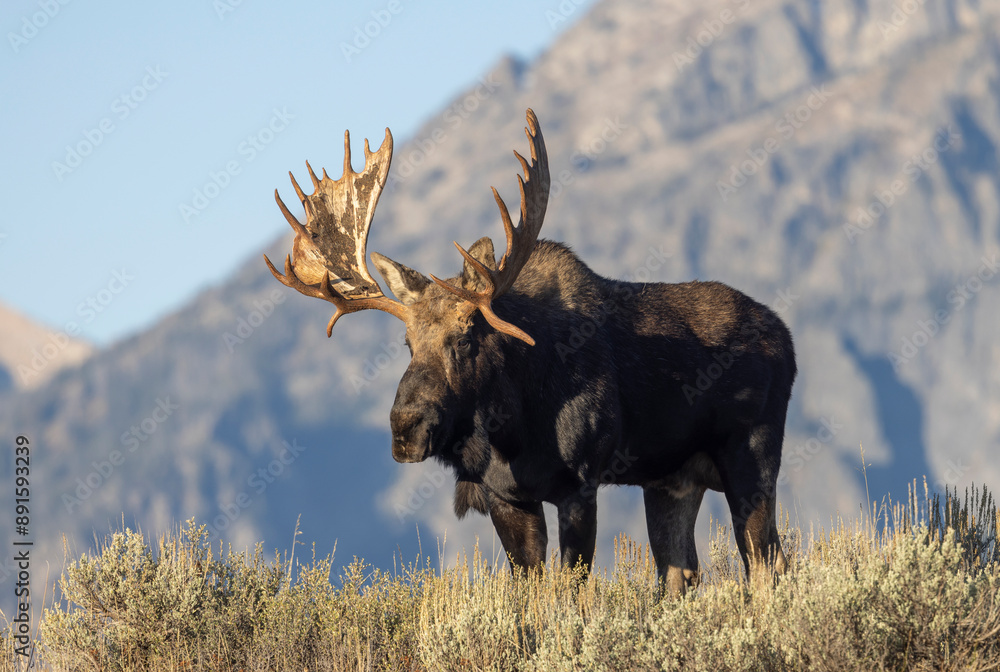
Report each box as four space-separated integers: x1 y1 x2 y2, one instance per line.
264 109 796 595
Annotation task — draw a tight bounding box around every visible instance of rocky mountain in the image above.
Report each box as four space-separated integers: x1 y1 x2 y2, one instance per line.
2 0 999 608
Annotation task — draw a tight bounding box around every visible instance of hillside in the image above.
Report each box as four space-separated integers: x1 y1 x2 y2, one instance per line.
30 489 1000 670
0 301 92 391
1 0 998 610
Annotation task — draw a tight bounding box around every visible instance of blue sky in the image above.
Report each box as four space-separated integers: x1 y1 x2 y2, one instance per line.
1 0 595 345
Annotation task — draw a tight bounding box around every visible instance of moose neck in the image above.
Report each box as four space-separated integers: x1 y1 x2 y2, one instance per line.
434 241 613 481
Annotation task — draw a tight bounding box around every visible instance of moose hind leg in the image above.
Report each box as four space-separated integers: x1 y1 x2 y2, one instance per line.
489 497 548 571
643 485 705 597
717 424 787 584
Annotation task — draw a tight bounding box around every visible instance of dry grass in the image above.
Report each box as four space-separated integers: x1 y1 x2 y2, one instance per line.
4 481 998 671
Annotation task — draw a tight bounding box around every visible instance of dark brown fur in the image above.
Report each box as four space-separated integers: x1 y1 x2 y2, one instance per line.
378 238 796 595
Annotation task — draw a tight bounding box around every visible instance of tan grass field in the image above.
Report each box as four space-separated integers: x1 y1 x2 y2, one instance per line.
4 482 998 671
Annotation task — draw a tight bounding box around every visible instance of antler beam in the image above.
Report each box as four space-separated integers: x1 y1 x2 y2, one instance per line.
263 254 408 337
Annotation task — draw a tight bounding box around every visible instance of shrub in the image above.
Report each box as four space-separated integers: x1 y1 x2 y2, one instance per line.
13 484 998 671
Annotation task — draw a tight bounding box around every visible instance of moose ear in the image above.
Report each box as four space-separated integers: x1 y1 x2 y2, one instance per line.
371 252 431 305
460 237 498 292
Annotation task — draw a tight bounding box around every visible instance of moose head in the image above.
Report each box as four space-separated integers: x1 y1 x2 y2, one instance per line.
264 109 549 465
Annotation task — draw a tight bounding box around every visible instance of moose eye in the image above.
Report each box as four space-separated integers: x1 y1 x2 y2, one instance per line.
310 231 319 241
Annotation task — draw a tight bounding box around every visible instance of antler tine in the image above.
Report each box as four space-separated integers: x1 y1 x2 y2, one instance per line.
343 129 353 178
306 160 321 190
289 171 307 203
491 187 516 264
274 189 309 239
429 273 479 304
452 241 495 288
363 129 391 164
264 253 326 301
513 150 532 183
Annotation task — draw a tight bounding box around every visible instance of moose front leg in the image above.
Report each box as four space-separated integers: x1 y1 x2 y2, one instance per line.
556 494 597 572
489 497 547 571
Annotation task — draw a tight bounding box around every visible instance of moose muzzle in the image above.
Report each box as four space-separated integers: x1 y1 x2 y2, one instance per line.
389 408 435 463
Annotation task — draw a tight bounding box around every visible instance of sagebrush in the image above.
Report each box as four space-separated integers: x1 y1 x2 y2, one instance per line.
3 482 997 671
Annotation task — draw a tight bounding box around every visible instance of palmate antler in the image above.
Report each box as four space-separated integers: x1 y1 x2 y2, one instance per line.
263 128 409 336
265 109 550 345
430 109 550 345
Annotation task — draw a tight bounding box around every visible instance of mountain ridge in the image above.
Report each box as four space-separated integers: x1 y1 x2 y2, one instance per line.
0 301 93 392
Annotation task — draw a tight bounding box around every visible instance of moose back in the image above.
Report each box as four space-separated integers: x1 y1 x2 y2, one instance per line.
265 109 796 595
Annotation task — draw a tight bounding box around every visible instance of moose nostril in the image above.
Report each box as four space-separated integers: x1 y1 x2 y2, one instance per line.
391 411 423 437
